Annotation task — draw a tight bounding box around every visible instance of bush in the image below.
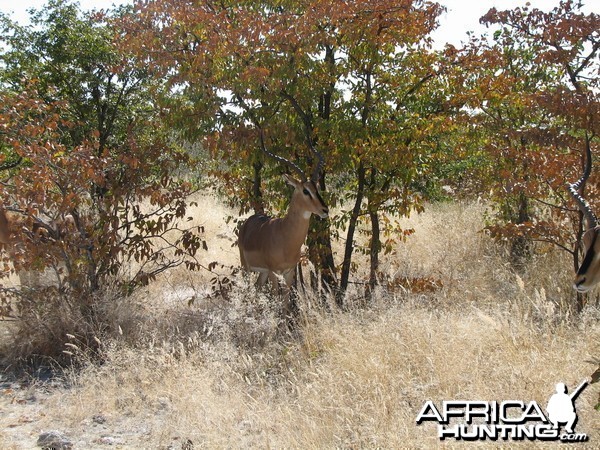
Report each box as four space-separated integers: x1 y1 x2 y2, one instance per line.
0 83 204 370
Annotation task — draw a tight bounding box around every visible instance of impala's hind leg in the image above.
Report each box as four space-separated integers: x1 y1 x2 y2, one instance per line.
278 268 298 323
256 270 269 287
267 271 285 294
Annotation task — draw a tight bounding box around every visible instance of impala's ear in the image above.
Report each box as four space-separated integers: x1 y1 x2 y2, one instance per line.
283 173 301 187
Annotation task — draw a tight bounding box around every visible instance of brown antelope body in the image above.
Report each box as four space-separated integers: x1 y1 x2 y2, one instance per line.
0 206 74 288
568 134 600 293
0 209 32 247
238 131 328 308
0 207 36 287
0 159 78 289
239 174 328 289
0 207 12 249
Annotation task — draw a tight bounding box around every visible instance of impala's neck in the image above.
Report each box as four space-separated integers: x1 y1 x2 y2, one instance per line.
281 195 312 246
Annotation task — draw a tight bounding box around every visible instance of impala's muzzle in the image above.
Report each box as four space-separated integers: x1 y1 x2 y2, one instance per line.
313 187 329 218
574 277 589 293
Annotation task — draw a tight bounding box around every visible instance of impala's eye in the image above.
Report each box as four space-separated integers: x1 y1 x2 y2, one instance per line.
303 188 312 197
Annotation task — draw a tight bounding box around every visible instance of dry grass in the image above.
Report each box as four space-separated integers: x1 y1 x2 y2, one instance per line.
1 194 599 448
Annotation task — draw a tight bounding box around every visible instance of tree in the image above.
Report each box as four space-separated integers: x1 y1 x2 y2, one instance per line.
0 0 204 359
457 0 599 309
120 0 448 300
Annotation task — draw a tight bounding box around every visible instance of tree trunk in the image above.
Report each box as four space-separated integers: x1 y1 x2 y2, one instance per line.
306 42 338 295
251 159 264 215
368 207 380 294
307 172 337 295
367 167 381 296
510 191 532 270
340 161 366 297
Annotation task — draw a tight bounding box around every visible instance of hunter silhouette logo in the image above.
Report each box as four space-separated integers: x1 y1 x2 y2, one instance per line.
416 379 590 442
546 380 587 435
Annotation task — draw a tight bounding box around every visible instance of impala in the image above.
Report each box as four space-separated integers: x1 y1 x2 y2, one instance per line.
0 203 78 289
0 159 25 277
0 206 49 287
0 207 14 250
568 134 600 293
238 132 328 311
0 158 64 288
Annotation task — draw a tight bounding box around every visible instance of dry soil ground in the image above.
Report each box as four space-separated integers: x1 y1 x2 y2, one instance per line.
1 196 599 448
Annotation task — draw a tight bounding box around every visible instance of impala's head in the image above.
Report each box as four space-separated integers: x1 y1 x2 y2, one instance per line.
283 174 329 219
570 134 600 293
257 128 328 219
574 226 600 292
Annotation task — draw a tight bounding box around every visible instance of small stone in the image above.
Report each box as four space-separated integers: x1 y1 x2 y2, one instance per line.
94 436 124 446
157 396 171 410
37 430 73 449
92 414 107 424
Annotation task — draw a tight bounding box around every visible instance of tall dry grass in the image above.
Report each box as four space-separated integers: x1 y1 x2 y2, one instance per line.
1 195 599 448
